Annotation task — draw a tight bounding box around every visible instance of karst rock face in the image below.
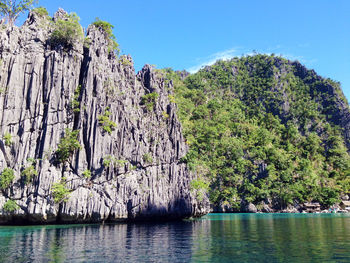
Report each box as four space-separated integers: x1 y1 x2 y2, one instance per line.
0 10 209 224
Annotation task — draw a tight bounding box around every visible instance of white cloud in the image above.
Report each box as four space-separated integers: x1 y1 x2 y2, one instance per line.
186 46 316 73
187 48 240 73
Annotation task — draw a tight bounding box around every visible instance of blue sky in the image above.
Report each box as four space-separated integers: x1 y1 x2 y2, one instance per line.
17 0 350 100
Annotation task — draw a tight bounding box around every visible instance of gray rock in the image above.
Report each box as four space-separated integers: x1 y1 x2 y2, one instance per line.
262 204 273 213
341 195 349 201
0 10 210 224
241 201 257 213
247 203 257 213
53 8 68 21
281 206 299 213
212 202 235 213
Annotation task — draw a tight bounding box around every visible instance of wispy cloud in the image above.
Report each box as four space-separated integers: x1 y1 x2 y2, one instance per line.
278 53 317 66
187 48 240 73
187 46 316 73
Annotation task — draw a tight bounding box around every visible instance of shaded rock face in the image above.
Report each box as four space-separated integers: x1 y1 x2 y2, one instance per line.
0 11 209 224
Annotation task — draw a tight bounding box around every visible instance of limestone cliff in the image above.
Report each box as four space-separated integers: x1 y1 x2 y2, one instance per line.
0 10 209 224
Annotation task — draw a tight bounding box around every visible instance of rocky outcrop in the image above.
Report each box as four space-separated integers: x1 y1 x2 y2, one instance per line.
0 10 209 224
240 201 257 213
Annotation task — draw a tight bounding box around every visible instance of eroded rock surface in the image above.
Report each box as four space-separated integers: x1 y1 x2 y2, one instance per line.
0 10 209 224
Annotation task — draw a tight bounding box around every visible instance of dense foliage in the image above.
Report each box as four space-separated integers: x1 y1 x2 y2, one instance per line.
32 6 48 17
98 108 117 134
3 132 12 146
0 167 14 189
164 54 350 209
0 0 35 25
82 169 91 179
56 128 81 163
21 164 37 184
3 199 19 212
50 12 84 48
52 178 70 203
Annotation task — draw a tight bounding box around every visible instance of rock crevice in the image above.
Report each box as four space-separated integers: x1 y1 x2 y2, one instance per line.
0 10 209 224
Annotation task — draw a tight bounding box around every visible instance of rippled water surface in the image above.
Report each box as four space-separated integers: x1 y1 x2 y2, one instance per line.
1 213 350 262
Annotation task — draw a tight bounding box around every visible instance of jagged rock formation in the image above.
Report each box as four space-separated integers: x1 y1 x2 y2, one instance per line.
0 10 209 224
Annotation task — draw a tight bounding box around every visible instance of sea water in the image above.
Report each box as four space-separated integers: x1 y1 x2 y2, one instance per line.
0 213 349 262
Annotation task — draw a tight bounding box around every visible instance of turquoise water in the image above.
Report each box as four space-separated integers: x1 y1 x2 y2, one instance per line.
1 213 350 262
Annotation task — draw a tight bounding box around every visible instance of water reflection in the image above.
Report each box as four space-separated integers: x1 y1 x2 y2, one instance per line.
0 214 349 262
192 214 350 262
0 222 195 262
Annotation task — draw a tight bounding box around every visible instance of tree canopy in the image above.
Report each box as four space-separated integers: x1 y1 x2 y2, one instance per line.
0 0 36 25
161 54 350 210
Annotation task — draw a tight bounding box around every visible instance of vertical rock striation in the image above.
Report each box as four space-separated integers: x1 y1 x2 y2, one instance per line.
0 10 209 224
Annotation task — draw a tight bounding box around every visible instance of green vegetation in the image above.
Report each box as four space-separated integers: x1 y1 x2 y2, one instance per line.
162 54 350 209
3 199 19 212
83 36 91 48
141 92 159 111
50 12 84 48
119 55 132 66
56 128 81 163
21 164 37 184
82 169 91 179
98 107 117 134
0 167 14 189
32 6 48 17
116 159 127 166
190 178 210 201
162 111 169 119
52 178 70 203
0 0 36 25
71 85 81 113
3 132 12 146
102 156 127 169
168 95 176 104
92 18 119 55
103 155 114 168
26 157 36 164
142 153 153 164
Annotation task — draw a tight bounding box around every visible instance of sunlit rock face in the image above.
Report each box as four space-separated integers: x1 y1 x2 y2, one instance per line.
0 10 209 224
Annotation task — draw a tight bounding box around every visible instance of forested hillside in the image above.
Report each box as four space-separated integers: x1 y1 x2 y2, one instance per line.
160 55 350 211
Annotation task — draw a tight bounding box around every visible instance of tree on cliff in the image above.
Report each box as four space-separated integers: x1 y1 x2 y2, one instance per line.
0 0 36 25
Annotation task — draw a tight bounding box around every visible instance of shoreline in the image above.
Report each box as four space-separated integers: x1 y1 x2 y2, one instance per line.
2 211 350 226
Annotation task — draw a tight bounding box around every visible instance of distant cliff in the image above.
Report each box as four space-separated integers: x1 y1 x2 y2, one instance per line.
0 9 209 224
